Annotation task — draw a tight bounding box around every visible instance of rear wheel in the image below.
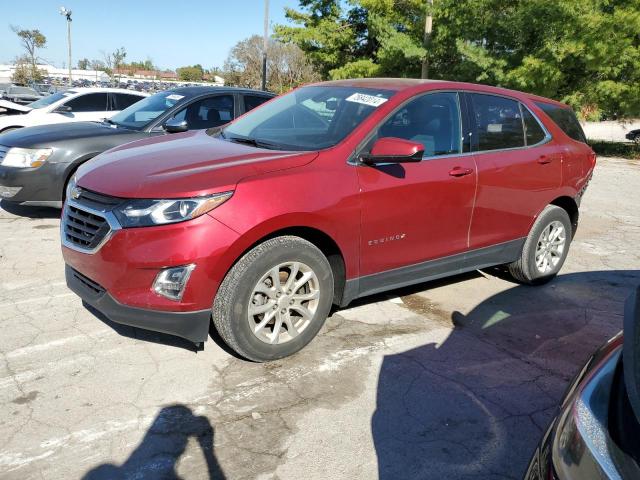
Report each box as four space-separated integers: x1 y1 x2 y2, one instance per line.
212 236 334 362
508 205 572 284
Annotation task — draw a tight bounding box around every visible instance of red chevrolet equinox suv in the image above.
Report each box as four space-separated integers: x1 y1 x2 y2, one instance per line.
61 79 595 361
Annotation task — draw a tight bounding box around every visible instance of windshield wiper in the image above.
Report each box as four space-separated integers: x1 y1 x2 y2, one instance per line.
225 135 280 150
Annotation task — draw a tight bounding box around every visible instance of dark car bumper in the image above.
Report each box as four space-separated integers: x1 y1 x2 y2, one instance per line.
524 336 624 480
66 265 212 344
0 163 69 206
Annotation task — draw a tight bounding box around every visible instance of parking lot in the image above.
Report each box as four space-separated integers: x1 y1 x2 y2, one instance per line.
0 156 638 479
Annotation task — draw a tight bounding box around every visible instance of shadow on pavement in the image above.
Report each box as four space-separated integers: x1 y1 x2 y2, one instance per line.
0 199 61 219
83 404 225 480
372 269 640 480
84 302 200 353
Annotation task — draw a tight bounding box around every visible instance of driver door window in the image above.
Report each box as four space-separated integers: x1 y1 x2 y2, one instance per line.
171 95 234 130
64 93 109 113
376 92 462 157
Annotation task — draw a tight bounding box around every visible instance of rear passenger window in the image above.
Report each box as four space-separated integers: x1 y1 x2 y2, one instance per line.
535 102 586 143
471 94 524 151
244 95 270 112
522 107 547 145
377 92 462 157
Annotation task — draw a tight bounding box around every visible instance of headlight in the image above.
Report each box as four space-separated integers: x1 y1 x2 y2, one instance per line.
113 191 233 228
1 147 53 168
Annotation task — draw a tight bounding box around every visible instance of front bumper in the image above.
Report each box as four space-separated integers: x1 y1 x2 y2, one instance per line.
0 163 69 205
66 266 211 343
62 197 241 343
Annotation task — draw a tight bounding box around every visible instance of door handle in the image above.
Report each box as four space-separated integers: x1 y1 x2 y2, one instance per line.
449 166 474 177
537 155 552 165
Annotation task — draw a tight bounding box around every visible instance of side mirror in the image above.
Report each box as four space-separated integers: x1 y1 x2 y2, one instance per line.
55 105 72 113
164 117 188 134
360 137 424 165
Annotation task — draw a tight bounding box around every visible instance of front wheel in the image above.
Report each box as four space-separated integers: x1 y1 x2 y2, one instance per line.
212 236 334 362
508 205 572 285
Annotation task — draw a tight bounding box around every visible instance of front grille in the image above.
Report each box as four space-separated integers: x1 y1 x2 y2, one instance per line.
62 188 121 253
71 268 105 295
63 205 111 250
0 145 8 163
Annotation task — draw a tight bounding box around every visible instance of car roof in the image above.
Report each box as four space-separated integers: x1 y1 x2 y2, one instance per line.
68 87 149 96
165 86 276 97
309 78 569 109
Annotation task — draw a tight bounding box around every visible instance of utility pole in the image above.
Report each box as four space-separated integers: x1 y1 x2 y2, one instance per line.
60 7 73 86
261 0 269 91
421 0 433 79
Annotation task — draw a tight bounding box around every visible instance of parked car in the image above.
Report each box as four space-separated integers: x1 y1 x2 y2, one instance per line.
626 128 640 144
0 85 42 105
60 79 596 361
524 287 640 479
0 88 147 133
0 87 274 207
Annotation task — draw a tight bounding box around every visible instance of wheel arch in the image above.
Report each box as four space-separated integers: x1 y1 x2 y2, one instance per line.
224 224 347 307
60 151 104 200
549 196 579 238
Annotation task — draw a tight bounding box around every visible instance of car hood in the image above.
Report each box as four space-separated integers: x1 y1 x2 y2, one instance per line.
0 121 135 148
0 99 31 114
76 129 318 198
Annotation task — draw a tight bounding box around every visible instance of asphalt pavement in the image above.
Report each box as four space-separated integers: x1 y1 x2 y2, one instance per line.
0 156 638 479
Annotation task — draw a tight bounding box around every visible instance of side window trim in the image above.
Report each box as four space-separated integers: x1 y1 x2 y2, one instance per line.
519 102 552 147
466 92 552 154
352 90 468 165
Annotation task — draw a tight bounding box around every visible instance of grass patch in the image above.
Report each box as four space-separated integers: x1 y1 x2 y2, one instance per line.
588 140 640 159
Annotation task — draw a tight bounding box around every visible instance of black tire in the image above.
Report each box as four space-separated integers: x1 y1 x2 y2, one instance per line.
508 205 572 285
212 236 334 362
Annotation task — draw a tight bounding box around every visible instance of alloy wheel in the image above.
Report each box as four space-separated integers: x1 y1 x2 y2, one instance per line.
247 261 320 345
535 220 566 274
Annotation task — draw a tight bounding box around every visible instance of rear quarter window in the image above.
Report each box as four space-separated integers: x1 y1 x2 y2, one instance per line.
535 102 586 143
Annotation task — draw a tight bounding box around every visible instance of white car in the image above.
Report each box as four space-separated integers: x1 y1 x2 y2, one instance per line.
0 88 148 134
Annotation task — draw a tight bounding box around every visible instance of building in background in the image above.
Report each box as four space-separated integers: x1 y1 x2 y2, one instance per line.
0 63 111 84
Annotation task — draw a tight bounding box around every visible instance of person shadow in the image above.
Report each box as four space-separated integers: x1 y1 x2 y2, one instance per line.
83 404 225 480
372 269 640 480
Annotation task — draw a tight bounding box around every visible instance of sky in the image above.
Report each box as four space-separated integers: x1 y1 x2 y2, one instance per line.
0 0 299 70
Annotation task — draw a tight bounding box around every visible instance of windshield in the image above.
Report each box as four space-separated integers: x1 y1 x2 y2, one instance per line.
108 91 186 130
28 90 74 109
221 86 395 150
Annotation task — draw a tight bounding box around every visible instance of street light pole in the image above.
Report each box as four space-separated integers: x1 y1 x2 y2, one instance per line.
261 0 269 91
60 7 72 87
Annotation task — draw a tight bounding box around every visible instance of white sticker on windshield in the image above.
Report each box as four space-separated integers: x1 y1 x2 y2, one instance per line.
487 123 503 133
345 93 388 107
166 94 185 101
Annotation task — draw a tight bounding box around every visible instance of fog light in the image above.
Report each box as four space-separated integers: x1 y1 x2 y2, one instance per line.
152 264 195 301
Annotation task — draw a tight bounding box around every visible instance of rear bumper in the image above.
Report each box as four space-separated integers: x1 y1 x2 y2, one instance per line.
66 265 211 343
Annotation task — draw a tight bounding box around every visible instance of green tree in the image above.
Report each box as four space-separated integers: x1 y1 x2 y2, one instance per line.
12 55 45 85
77 58 90 70
10 26 46 82
176 64 205 81
277 0 640 118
